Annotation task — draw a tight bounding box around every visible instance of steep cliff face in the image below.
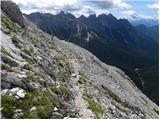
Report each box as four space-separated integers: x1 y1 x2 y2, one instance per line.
0 1 159 119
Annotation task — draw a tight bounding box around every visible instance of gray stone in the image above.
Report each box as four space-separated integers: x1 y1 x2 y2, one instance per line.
50 112 63 119
1 54 19 67
1 72 25 89
1 1 25 27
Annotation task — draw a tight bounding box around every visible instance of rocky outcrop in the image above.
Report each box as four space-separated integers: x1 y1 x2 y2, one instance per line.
0 1 159 119
1 1 25 28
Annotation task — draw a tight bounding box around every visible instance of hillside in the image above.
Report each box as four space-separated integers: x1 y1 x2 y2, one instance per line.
25 11 159 104
1 1 159 119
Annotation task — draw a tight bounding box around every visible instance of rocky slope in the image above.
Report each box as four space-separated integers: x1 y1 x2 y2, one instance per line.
25 11 159 105
0 1 159 119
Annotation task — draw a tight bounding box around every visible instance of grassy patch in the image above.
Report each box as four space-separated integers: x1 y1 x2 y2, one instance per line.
21 48 33 56
1 64 16 72
102 85 121 103
57 71 69 82
11 36 21 48
101 85 129 108
1 96 15 118
84 94 104 118
78 73 87 84
116 105 126 113
1 48 12 58
51 84 70 96
1 16 16 32
1 90 55 119
53 57 64 67
24 72 42 83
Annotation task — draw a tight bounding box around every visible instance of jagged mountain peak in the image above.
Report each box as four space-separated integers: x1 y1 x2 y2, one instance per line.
1 1 159 119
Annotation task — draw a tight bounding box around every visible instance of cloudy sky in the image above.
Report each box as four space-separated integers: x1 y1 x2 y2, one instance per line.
12 0 159 20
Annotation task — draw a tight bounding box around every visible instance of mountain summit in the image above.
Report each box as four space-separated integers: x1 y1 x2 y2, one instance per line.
1 1 159 119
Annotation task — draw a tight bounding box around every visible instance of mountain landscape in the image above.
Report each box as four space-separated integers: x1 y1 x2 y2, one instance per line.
0 0 159 119
25 11 159 105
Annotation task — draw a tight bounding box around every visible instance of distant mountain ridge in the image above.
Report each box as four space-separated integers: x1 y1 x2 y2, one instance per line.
130 19 159 27
24 12 159 104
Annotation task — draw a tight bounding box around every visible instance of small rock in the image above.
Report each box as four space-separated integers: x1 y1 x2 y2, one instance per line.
71 73 77 78
1 89 9 96
50 112 63 119
15 109 22 113
30 106 37 112
10 87 20 95
54 107 58 111
16 89 26 98
17 74 26 78
37 56 42 60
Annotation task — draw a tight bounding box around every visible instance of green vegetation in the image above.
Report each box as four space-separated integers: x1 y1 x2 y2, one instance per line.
153 108 159 115
1 96 15 118
53 56 73 72
1 48 12 58
23 63 32 71
51 84 70 96
53 57 64 67
1 16 16 32
57 71 69 82
116 105 126 113
1 90 55 119
25 73 37 82
21 31 26 36
84 94 104 118
101 85 129 107
26 58 33 65
11 36 21 48
24 72 44 84
1 64 16 72
21 48 33 56
78 73 87 84
101 85 121 103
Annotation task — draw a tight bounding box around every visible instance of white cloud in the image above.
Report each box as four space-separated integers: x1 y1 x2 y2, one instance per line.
95 9 109 16
147 2 159 10
85 0 132 10
123 10 154 20
72 6 95 17
12 0 132 15
12 0 82 12
72 6 109 17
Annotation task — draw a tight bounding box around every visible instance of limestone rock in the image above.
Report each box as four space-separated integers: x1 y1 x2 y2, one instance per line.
1 0 25 27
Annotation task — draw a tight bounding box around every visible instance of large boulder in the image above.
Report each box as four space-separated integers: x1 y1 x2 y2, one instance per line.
1 0 25 27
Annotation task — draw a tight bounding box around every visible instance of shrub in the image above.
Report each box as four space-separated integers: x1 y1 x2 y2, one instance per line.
84 94 104 118
1 96 15 118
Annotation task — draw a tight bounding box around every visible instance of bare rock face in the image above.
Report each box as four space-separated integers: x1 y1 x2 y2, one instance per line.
1 0 25 27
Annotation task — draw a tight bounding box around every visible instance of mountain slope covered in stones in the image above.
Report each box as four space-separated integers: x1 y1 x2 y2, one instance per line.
0 1 159 119
25 12 159 105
